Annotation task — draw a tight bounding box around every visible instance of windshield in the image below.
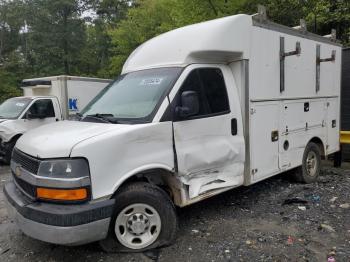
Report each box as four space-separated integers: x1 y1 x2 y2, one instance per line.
81 67 182 123
0 97 32 119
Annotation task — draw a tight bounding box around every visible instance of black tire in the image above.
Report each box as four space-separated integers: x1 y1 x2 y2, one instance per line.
99 182 178 253
294 142 321 183
3 139 16 165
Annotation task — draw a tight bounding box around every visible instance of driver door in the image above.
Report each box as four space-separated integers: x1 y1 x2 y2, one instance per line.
22 99 57 130
171 65 245 199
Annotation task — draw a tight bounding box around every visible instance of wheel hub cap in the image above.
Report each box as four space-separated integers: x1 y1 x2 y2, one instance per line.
115 203 161 249
306 151 317 176
127 213 149 235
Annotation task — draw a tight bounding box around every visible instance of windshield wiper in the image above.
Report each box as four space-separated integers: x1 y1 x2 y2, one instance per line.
84 113 119 124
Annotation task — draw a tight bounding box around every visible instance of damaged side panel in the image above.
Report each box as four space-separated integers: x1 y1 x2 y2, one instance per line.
173 114 245 199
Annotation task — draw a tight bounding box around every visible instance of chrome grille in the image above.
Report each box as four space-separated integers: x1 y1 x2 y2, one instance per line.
12 148 40 174
13 172 36 198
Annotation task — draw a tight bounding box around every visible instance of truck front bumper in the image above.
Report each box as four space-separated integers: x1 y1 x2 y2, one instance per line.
4 182 115 246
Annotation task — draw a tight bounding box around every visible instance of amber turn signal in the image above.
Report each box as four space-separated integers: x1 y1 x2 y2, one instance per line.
36 187 88 201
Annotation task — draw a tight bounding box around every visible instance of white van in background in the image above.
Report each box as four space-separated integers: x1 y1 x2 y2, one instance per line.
0 76 110 163
4 8 341 252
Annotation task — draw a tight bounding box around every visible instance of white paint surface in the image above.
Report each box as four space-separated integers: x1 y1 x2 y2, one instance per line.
13 14 341 205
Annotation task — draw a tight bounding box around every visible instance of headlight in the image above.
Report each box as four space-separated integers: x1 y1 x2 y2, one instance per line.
38 159 90 179
36 159 90 202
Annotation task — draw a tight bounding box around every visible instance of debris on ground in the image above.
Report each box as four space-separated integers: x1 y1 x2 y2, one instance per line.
339 203 349 209
0 161 350 261
330 196 338 203
282 197 308 205
297 206 307 211
328 256 336 262
287 236 294 245
319 224 336 233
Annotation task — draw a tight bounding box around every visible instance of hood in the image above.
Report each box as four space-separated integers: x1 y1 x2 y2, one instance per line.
16 121 130 158
0 118 10 123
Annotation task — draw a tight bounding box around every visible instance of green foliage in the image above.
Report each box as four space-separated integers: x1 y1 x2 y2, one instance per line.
25 0 90 75
307 0 350 44
0 69 21 103
108 0 350 74
108 0 177 75
0 0 349 98
95 0 133 24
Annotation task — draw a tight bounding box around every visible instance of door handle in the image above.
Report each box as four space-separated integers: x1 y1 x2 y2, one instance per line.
271 130 279 142
231 118 237 136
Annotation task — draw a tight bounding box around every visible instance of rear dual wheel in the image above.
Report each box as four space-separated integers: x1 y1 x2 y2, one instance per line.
100 182 178 253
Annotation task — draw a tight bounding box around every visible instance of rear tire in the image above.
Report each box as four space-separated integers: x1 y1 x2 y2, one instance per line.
99 182 178 253
294 142 321 183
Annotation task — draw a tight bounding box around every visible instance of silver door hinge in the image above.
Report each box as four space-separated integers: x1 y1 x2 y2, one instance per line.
252 168 258 175
250 108 256 115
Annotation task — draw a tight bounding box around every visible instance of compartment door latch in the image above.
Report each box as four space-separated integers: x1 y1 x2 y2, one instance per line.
271 130 279 142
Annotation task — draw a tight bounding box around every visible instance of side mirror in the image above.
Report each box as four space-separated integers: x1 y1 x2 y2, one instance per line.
175 91 199 119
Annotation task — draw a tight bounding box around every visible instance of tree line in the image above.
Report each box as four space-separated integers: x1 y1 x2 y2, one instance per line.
0 0 349 102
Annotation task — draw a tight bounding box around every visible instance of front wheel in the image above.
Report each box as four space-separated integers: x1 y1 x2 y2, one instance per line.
294 142 321 183
99 182 178 253
3 139 16 164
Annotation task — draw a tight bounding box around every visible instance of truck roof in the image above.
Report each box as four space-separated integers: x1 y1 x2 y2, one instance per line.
22 75 111 85
122 14 341 74
122 14 252 73
13 96 57 99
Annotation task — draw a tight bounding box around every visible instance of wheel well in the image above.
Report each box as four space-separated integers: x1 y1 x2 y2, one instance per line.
309 137 325 157
113 169 183 206
10 134 22 144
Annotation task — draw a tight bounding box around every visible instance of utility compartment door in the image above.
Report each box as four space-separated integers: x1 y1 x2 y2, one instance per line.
279 100 327 170
172 65 245 199
326 97 340 154
250 102 280 182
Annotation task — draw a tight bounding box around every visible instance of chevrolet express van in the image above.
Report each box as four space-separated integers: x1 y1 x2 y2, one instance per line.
4 10 341 252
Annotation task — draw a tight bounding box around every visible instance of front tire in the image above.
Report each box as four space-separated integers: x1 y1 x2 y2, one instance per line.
3 139 16 165
294 142 321 183
99 182 178 253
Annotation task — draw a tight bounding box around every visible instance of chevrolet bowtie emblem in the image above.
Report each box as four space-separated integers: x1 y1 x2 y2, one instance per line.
15 166 22 177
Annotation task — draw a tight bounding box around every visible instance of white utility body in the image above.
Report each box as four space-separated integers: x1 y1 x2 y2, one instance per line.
4 10 341 251
0 76 110 163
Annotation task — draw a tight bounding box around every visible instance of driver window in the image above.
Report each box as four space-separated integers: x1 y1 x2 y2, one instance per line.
179 70 210 116
176 68 230 119
28 99 55 118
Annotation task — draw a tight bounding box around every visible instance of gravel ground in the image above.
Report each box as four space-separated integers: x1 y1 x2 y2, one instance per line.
0 161 349 262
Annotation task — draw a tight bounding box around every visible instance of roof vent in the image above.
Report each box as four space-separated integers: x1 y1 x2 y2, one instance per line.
323 29 337 41
293 19 307 33
257 5 267 23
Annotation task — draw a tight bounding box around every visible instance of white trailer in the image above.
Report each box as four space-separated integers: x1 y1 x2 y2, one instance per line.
21 75 111 119
0 76 110 163
4 8 341 252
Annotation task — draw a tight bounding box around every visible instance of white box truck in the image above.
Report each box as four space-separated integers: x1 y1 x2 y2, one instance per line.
0 76 110 163
4 9 341 252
